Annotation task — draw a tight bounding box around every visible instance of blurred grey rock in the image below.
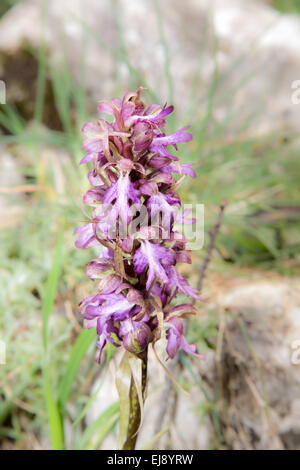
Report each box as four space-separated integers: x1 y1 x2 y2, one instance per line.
0 147 24 228
216 279 300 449
0 0 299 133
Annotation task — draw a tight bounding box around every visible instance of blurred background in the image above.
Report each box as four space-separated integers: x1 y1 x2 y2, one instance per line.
0 0 300 450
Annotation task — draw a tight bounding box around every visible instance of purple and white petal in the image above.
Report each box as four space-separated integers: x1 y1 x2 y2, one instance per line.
133 241 175 290
74 223 100 249
166 265 199 299
103 172 141 224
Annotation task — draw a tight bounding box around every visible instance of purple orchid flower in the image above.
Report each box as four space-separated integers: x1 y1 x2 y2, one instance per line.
96 317 120 362
166 265 199 299
121 319 153 355
103 172 141 224
133 240 175 290
74 223 100 249
149 126 192 159
161 162 196 179
80 293 136 327
75 89 203 363
126 104 174 128
166 317 204 360
82 119 130 162
147 191 181 228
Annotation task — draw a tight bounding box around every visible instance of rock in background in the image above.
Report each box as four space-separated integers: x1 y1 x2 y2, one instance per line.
0 0 300 133
85 275 300 450
217 278 300 449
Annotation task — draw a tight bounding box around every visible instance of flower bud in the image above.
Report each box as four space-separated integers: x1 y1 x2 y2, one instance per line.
123 323 152 354
132 122 153 153
118 158 134 171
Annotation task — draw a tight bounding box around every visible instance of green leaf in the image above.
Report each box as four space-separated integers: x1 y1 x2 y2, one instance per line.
58 328 96 409
41 222 65 449
116 351 132 449
34 0 47 124
44 368 64 450
76 402 119 450
129 355 144 435
73 380 103 427
41 223 64 350
142 427 169 450
87 412 119 450
181 354 223 445
152 0 174 107
116 351 147 450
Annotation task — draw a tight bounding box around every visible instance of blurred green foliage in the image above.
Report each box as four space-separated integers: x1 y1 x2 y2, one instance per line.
272 0 300 13
0 0 20 17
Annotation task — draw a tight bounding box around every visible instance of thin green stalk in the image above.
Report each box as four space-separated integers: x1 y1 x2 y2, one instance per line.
34 0 47 124
41 222 65 450
152 0 174 105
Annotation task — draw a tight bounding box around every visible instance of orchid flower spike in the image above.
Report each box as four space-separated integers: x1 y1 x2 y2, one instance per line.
75 88 203 363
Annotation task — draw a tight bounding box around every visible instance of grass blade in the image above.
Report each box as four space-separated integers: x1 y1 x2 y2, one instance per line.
87 412 119 450
41 222 65 449
58 328 96 409
152 0 174 105
44 367 64 450
142 427 169 450
41 223 64 350
76 402 119 450
115 352 131 449
73 380 103 427
34 0 47 124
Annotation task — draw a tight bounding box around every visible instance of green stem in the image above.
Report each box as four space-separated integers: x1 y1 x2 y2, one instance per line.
122 350 148 450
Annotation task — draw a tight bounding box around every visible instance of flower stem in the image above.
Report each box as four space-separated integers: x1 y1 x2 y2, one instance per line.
122 349 148 450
